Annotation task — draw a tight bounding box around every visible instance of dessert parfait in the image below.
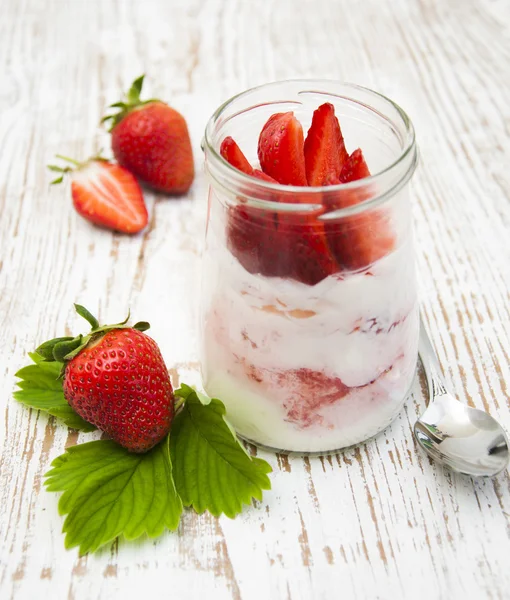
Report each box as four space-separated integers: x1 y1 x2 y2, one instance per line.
202 81 419 453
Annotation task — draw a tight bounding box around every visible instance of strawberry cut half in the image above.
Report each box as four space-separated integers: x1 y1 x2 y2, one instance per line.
48 156 148 234
304 103 349 186
339 148 371 182
257 112 307 186
220 136 254 175
71 162 148 234
324 149 395 270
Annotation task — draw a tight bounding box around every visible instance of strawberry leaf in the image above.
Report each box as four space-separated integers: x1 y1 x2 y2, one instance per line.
133 321 150 332
14 354 95 431
35 336 74 361
53 336 83 362
45 437 182 555
170 388 272 518
127 74 145 104
74 303 99 330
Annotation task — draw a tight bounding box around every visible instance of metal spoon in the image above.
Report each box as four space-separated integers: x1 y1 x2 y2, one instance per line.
415 316 509 477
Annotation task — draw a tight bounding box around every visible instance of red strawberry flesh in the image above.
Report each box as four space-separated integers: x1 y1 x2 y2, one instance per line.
71 161 148 234
258 112 307 185
339 148 371 182
324 149 395 270
223 127 338 284
220 136 254 175
304 103 349 186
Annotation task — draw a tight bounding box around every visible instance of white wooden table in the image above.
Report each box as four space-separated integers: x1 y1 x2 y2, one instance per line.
1 0 509 598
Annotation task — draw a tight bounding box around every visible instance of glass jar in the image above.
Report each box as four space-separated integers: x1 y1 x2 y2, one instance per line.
201 80 418 453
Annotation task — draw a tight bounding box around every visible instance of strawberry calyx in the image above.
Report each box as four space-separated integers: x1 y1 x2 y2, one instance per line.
47 153 108 185
101 75 160 132
36 304 150 367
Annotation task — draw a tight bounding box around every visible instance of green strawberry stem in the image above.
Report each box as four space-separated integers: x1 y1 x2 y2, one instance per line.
47 152 108 185
55 154 82 167
35 304 150 366
101 74 160 131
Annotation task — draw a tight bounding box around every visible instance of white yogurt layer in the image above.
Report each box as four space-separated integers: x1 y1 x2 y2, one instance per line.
201 237 419 452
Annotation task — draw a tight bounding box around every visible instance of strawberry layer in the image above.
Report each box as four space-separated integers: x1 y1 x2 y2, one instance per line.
201 224 419 452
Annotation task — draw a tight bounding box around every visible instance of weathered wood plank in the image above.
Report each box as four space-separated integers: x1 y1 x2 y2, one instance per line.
0 0 509 599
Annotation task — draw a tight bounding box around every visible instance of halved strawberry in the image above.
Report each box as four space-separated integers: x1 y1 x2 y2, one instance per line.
339 148 371 182
220 136 254 175
324 149 395 270
258 112 307 185
304 103 349 186
48 156 148 234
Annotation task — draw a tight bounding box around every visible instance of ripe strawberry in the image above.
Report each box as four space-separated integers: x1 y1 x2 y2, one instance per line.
258 112 307 185
304 103 349 186
324 149 395 270
339 148 371 182
220 136 254 175
36 305 174 453
103 75 194 194
48 155 148 234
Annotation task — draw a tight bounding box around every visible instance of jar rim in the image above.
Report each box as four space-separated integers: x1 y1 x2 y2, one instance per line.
204 79 417 215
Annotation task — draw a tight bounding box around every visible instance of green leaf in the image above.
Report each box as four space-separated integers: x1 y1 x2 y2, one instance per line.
170 390 272 518
174 383 195 400
45 437 183 554
53 336 83 362
74 304 99 330
127 74 145 104
14 355 95 432
133 321 150 332
35 336 74 361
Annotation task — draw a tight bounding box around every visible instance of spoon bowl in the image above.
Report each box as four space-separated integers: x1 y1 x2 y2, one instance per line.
415 317 509 477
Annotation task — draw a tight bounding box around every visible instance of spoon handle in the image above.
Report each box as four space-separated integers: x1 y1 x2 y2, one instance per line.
419 315 448 400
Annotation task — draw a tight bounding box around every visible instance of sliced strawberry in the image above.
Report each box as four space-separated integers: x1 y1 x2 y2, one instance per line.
257 112 307 186
227 193 338 285
252 169 277 182
339 148 371 182
220 136 254 175
304 103 349 186
324 150 395 270
49 156 148 234
226 167 280 276
226 204 282 277
225 121 338 284
278 210 339 285
71 162 147 234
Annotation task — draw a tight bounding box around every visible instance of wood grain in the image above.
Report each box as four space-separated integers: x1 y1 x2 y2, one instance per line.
1 0 509 598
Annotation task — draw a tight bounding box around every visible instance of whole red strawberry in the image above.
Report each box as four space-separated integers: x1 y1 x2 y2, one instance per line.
103 75 194 195
37 305 174 453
